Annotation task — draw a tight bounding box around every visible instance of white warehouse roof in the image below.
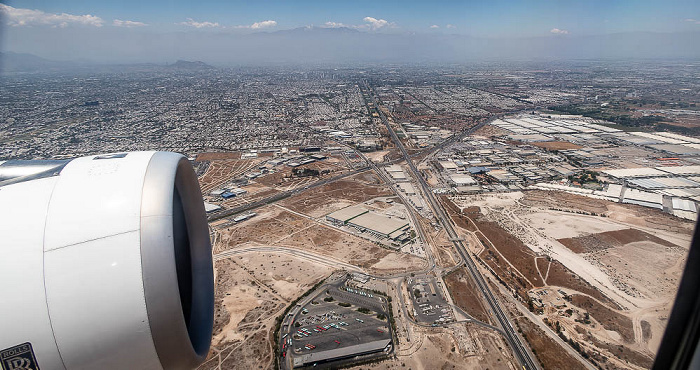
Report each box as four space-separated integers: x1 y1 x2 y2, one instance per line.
602 167 667 179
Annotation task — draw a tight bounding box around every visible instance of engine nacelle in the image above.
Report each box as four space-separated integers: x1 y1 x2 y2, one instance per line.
0 151 214 370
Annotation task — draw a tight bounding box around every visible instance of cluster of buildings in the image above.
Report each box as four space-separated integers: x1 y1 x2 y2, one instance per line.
0 70 382 160
398 122 452 148
385 165 428 210
434 135 573 193
480 113 700 219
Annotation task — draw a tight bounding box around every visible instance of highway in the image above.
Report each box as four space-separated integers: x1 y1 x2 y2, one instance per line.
355 149 436 270
206 165 370 222
365 82 539 370
206 116 475 224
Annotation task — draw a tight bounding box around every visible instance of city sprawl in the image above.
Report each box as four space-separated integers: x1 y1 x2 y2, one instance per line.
2 60 699 370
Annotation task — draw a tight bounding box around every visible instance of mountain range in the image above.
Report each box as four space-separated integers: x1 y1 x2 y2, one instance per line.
2 27 699 69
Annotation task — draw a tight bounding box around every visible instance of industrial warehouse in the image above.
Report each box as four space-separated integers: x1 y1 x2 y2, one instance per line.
326 205 411 242
292 339 392 368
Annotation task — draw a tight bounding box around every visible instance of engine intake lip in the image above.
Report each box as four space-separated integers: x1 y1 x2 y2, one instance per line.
140 152 214 369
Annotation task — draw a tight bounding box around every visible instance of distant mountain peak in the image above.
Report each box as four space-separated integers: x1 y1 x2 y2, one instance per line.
167 60 215 70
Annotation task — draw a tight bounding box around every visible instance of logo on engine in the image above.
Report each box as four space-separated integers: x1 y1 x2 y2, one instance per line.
0 343 40 370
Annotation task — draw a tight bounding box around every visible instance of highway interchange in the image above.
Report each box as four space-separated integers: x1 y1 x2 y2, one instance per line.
365 82 539 370
209 82 539 369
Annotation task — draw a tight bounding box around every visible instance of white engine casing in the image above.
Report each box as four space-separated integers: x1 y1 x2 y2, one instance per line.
0 151 214 370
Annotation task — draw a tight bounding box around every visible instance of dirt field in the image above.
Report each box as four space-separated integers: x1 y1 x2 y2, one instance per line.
255 161 348 190
583 332 655 369
199 249 341 370
196 152 243 161
446 189 692 367
473 125 508 137
442 197 543 300
232 252 334 301
524 211 629 240
364 324 517 370
198 158 264 193
213 204 425 275
364 150 390 163
515 317 588 370
522 190 695 235
474 215 543 288
558 228 679 254
198 258 287 370
570 294 635 343
444 268 491 323
531 141 584 151
214 207 315 251
546 261 621 310
280 173 392 218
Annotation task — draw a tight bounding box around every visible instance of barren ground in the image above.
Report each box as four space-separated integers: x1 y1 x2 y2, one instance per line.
444 268 491 323
279 172 392 217
446 190 692 368
213 205 425 275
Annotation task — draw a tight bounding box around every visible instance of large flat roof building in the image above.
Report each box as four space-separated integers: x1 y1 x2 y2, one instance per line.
293 339 391 368
449 173 478 186
326 205 369 224
326 205 410 241
390 171 408 182
348 212 409 239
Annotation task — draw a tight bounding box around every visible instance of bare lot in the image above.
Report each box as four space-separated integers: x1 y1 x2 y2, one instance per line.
444 268 491 323
214 204 425 276
515 317 588 370
199 258 287 370
447 190 692 366
280 173 392 218
362 324 516 370
531 140 584 151
558 228 679 254
198 158 264 193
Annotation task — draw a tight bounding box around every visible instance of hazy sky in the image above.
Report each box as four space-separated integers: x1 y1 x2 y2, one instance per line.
1 0 699 63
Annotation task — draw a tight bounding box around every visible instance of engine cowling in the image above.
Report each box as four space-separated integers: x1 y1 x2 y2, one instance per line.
0 151 214 370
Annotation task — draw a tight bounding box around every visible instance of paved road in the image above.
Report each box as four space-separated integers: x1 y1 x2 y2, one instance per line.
205 116 477 225
365 82 539 370
215 245 364 272
206 166 370 222
355 149 435 269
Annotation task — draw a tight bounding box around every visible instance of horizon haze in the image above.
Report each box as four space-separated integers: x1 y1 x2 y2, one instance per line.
1 0 699 65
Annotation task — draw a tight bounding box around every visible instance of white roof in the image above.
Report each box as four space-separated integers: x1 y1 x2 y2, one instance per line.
602 167 667 178
398 182 416 194
657 166 700 175
390 171 407 180
385 164 403 172
629 177 700 189
449 173 477 185
595 184 623 198
672 198 698 212
660 188 700 197
439 161 459 170
326 205 368 222
623 188 663 204
203 202 221 212
631 132 688 144
656 132 700 144
348 212 409 235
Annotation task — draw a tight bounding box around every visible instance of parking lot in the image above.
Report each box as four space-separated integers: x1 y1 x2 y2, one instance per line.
281 279 393 368
407 276 455 324
291 296 389 351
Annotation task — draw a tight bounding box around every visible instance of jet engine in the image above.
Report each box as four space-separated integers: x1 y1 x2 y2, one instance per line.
0 151 214 370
